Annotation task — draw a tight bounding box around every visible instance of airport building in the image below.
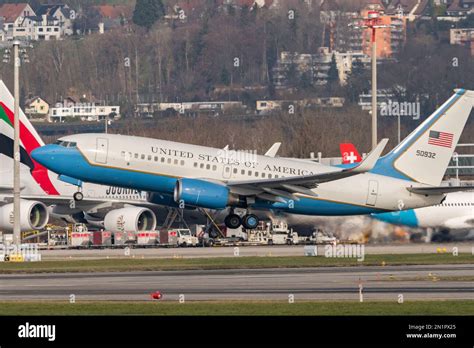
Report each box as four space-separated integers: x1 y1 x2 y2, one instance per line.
49 98 120 122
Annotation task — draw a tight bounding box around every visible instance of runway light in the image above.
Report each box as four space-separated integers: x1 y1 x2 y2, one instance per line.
150 291 163 300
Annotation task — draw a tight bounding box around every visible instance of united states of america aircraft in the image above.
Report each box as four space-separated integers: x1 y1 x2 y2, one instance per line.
32 89 474 230
0 80 163 234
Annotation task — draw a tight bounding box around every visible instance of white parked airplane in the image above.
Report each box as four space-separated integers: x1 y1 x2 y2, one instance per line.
32 89 474 229
373 191 474 239
0 80 159 233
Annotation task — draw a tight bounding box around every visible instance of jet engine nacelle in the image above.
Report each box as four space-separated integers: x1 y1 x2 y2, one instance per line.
103 207 157 233
174 178 238 209
0 200 49 232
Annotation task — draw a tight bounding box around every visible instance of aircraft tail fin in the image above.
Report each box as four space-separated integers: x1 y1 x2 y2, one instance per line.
0 79 59 195
340 143 362 164
373 89 474 186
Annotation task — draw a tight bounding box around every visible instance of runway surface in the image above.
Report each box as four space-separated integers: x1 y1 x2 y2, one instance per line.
1 264 473 301
37 243 474 260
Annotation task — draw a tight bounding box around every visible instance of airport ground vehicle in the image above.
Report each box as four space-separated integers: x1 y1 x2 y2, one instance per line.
159 228 198 247
173 228 199 247
268 221 299 245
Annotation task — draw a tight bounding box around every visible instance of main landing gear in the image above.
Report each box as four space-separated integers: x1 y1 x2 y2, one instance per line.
224 212 259 230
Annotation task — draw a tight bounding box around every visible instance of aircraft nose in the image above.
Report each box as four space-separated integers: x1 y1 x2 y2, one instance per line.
31 145 58 168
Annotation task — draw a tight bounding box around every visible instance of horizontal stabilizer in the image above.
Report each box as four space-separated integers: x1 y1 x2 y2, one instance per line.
407 186 474 195
265 142 281 157
354 138 388 172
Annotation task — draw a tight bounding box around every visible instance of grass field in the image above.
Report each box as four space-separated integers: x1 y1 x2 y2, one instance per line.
0 253 472 274
1 300 473 316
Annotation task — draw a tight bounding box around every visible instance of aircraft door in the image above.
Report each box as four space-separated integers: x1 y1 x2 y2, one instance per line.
223 164 233 179
366 180 378 206
95 138 109 164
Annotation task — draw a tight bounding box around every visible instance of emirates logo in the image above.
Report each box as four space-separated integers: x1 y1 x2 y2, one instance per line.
116 215 125 232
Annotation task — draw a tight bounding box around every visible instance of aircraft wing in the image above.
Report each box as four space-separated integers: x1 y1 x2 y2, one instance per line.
407 186 474 195
0 194 157 211
0 185 12 193
227 139 388 201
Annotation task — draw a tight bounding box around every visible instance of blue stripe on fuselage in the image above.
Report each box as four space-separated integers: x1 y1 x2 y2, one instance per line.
372 209 419 227
253 196 387 215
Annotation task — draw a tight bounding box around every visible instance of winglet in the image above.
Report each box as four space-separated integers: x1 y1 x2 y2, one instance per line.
265 142 281 157
353 138 388 173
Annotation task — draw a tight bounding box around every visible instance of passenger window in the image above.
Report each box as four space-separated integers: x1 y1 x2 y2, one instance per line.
268 174 272 178
212 165 217 171
200 163 204 169
206 164 210 170
194 162 198 168
225 167 230 172
134 153 138 159
180 160 185 166
154 156 158 162
141 154 145 160
248 171 252 176
167 158 171 164
255 172 259 177
233 168 238 174
262 173 266 178
174 159 178 165
148 155 152 161
161 157 165 163
241 169 245 175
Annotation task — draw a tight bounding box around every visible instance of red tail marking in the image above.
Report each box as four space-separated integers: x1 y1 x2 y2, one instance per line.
340 143 362 164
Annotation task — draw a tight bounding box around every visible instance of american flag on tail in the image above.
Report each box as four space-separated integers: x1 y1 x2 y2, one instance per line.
428 130 453 148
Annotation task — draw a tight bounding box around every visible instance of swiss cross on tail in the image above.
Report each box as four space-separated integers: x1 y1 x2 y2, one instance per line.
428 130 454 148
340 143 362 164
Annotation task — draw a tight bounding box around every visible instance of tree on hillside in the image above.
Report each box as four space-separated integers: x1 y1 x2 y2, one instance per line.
132 0 165 30
326 53 339 93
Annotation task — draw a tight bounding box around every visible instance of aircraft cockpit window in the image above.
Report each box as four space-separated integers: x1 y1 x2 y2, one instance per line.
55 140 77 148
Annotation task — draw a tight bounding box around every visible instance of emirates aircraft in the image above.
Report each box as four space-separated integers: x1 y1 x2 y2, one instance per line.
32 89 474 230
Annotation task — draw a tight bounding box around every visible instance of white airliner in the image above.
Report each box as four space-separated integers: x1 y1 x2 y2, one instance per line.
32 89 474 230
0 80 159 233
373 191 474 239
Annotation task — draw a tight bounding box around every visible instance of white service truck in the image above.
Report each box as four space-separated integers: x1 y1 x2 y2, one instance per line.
172 228 199 247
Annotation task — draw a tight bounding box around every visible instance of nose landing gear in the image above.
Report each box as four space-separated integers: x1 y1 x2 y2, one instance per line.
73 190 84 201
